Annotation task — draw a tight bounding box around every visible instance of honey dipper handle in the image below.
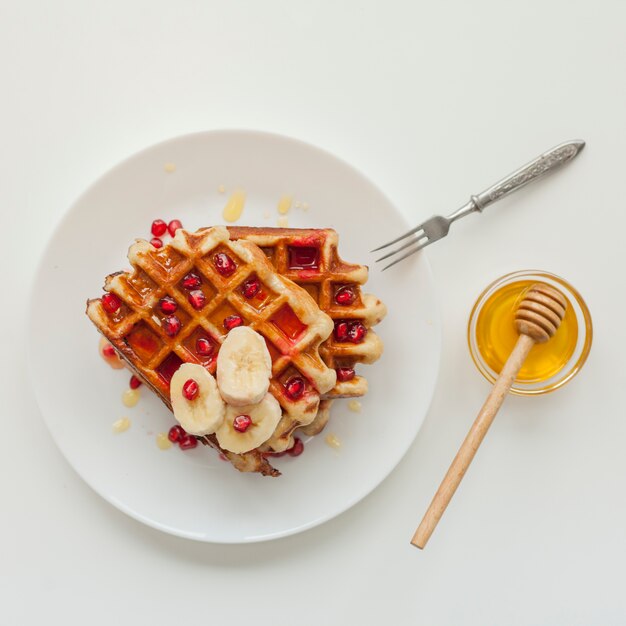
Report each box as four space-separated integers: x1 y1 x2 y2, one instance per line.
411 333 535 549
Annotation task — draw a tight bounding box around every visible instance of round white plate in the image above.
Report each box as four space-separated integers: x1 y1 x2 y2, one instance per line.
29 130 441 543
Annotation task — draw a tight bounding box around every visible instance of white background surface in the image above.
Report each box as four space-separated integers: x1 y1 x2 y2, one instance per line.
2 1 625 624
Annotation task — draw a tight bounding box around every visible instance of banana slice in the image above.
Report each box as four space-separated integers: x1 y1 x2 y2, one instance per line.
215 393 282 454
216 326 272 406
171 363 225 436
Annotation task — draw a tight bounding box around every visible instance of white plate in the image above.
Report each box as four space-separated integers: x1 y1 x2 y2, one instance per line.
28 130 441 543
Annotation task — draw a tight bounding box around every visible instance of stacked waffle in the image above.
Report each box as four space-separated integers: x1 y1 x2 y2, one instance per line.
87 225 386 476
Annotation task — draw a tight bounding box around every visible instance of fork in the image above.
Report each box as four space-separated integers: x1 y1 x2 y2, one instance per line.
373 139 586 270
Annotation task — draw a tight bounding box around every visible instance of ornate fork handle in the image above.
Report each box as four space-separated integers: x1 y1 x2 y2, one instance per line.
470 140 585 212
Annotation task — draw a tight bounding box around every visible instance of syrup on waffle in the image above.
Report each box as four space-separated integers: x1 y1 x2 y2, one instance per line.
226 227 387 399
86 226 336 475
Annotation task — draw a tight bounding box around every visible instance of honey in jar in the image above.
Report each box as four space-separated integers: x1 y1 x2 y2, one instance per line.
469 271 592 395
474 279 578 382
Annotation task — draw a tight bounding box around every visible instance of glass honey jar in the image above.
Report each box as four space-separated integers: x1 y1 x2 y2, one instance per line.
467 270 592 395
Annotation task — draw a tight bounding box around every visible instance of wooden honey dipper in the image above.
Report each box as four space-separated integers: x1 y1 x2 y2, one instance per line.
412 283 568 549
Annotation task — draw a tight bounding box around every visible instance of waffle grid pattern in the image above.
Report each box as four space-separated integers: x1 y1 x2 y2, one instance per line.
227 227 387 399
87 227 336 463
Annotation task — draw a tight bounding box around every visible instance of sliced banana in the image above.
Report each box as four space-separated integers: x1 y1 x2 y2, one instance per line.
171 363 225 436
215 393 282 454
216 326 272 406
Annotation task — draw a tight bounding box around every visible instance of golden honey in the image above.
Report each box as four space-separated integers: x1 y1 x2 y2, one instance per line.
475 280 578 382
277 195 292 215
222 190 246 222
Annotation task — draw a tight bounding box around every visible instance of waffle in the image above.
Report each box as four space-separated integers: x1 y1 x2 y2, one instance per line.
86 226 336 475
298 399 334 437
226 227 387 398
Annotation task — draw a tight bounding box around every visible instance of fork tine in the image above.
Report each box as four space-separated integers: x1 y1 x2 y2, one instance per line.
370 225 426 252
381 237 435 271
375 234 428 263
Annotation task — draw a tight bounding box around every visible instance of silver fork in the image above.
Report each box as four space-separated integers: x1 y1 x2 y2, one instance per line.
373 139 586 270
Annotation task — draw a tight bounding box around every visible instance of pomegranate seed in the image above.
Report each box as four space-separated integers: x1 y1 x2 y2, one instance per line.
102 293 121 314
348 321 367 343
214 252 236 277
241 277 260 299
284 376 305 400
182 272 201 289
196 337 214 356
168 425 186 442
182 379 199 401
287 438 304 457
150 237 163 249
151 219 167 237
336 367 355 382
129 375 142 389
179 434 197 450
159 296 177 314
188 289 206 310
163 315 181 336
335 286 356 305
233 414 252 432
168 219 183 237
223 315 243 331
102 343 116 358
334 321 349 342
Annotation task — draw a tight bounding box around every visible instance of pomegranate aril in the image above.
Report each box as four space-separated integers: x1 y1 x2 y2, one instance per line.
129 375 142 389
188 289 206 310
102 293 121 314
102 344 116 358
196 337 214 356
284 376 305 400
168 219 183 237
348 321 367 343
150 237 163 249
163 315 181 337
233 414 252 433
168 425 186 443
335 286 356 305
179 434 197 450
287 438 304 457
182 272 201 289
241 277 260 299
182 378 199 401
223 315 243 331
159 296 177 314
334 321 349 342
151 219 167 237
336 367 355 382
213 252 236 277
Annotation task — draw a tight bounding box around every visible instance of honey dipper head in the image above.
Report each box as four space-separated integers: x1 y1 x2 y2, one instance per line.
514 283 568 343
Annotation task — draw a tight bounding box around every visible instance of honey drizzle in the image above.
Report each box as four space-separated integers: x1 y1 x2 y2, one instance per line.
277 195 292 215
222 190 246 223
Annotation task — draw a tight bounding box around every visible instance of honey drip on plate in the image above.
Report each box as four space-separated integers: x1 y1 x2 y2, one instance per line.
122 388 141 408
476 280 578 382
156 433 172 450
277 195 292 215
112 417 131 433
222 190 246 223
325 433 341 449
